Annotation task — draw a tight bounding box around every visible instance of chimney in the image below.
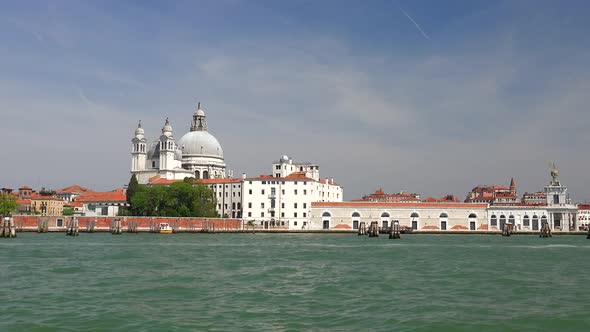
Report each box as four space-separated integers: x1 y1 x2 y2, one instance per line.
242 173 247 179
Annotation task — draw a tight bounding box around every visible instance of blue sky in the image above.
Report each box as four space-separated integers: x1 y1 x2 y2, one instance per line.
1 0 589 201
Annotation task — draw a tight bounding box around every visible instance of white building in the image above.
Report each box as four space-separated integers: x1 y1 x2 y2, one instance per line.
242 155 343 229
76 189 129 217
131 103 226 184
311 202 488 231
487 165 578 231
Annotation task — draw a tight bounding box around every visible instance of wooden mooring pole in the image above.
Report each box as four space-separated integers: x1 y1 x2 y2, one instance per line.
501 224 511 237
357 221 367 236
38 218 49 233
66 217 79 236
111 219 122 235
368 221 379 237
1 216 17 238
389 220 401 239
540 220 552 238
87 219 96 233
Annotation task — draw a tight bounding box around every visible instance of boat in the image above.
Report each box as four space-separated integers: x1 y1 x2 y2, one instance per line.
159 223 173 234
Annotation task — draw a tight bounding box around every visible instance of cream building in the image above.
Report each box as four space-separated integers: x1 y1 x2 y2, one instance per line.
131 103 226 184
243 155 343 229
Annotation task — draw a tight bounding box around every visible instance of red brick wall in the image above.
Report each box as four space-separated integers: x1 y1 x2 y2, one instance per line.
13 216 242 230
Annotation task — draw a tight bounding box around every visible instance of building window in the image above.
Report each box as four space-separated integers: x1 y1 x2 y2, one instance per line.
261 189 265 195
304 181 307 185
523 215 530 227
294 189 298 195
304 190 307 195
248 212 251 217
294 203 298 208
261 203 265 208
281 189 285 195
281 212 285 217
491 215 497 227
248 202 252 208
303 203 307 209
249 189 252 194
294 221 298 226
294 212 298 218
294 181 298 185
261 212 265 217
262 181 266 185
553 194 559 204
303 212 307 218
281 203 285 208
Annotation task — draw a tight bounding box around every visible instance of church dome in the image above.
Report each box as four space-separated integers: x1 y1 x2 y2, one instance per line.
178 131 224 158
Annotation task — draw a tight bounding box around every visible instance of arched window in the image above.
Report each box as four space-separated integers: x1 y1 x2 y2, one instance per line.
468 213 477 219
381 212 390 218
410 212 419 230
352 212 361 218
523 215 530 227
203 171 209 179
195 170 200 179
440 213 448 218
499 215 507 230
491 215 497 227
322 211 331 217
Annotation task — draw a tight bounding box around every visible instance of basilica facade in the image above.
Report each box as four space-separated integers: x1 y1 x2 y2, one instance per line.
131 103 226 184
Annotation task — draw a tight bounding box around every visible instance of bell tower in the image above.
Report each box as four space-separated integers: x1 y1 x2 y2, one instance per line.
191 102 208 132
131 120 147 173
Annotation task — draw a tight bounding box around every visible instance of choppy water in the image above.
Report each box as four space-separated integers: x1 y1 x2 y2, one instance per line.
1 233 589 331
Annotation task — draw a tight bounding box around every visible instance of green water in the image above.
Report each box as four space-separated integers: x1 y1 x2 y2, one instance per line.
1 234 589 331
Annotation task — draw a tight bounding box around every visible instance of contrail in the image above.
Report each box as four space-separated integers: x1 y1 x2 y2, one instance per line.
398 5 430 40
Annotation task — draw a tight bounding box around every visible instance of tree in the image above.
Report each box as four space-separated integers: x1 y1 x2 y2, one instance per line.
126 174 140 214
62 207 74 216
130 182 217 217
0 193 18 216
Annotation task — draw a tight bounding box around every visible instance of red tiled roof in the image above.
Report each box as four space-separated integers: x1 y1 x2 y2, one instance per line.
19 186 33 190
56 185 91 194
29 193 64 201
577 204 590 210
148 176 183 185
198 178 243 184
67 201 84 207
76 189 127 203
16 199 31 205
312 201 488 209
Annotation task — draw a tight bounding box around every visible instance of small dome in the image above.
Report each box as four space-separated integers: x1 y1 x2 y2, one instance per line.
162 118 173 136
134 121 144 138
195 109 205 117
178 131 224 158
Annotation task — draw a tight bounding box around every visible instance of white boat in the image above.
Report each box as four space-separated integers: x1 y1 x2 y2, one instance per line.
159 223 173 234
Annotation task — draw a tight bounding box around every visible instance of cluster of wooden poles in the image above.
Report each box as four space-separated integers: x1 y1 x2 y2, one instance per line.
1 217 17 238
358 221 401 239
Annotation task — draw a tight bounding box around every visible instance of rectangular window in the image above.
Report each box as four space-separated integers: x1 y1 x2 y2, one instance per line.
304 189 307 195
282 189 285 195
261 203 265 208
262 189 265 195
56 219 63 227
248 202 252 208
249 181 252 184
281 203 285 208
294 212 298 218
261 212 265 217
282 181 285 185
224 204 228 209
294 221 298 226
294 203 298 208
218 204 221 209
553 194 559 204
303 203 307 209
248 212 252 217
275 165 280 170
303 212 307 218
225 192 228 197
281 212 285 217
262 181 266 185
294 189 298 195
304 182 307 185
294 181 298 185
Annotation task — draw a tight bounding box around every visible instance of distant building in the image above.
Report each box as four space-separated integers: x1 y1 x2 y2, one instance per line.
521 191 547 205
30 192 66 216
18 186 33 199
465 178 518 206
132 103 226 184
76 189 128 217
56 185 91 202
422 195 461 203
360 189 421 203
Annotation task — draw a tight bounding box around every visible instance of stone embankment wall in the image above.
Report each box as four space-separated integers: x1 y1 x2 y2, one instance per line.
12 215 242 232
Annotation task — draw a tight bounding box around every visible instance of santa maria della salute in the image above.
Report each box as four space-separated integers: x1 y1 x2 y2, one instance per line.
130 103 227 184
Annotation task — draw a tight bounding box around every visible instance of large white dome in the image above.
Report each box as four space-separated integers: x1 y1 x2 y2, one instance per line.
178 131 224 159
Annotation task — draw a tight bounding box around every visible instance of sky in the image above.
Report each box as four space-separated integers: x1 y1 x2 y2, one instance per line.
1 0 589 201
